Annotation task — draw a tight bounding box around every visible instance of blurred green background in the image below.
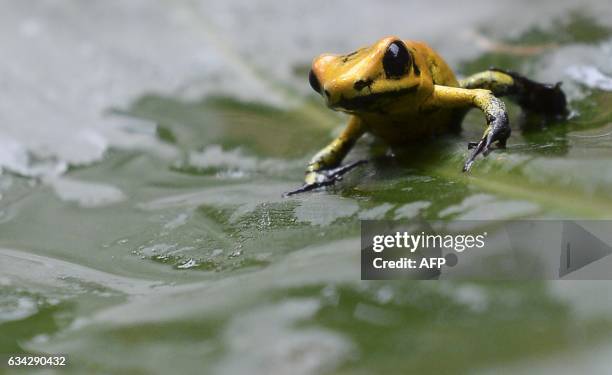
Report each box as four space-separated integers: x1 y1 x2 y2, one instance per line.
1 1 612 374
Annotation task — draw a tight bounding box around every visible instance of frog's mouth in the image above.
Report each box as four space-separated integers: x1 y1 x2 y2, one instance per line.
330 83 419 112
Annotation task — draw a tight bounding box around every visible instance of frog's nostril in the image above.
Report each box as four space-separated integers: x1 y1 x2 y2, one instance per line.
309 69 321 94
354 79 373 91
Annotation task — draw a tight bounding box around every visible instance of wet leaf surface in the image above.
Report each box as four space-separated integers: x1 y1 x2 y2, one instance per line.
2 3 612 374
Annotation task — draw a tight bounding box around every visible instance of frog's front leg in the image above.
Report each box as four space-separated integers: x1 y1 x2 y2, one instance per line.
430 86 511 172
284 116 366 196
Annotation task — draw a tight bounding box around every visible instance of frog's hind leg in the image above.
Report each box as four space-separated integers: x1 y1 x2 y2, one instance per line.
459 69 567 117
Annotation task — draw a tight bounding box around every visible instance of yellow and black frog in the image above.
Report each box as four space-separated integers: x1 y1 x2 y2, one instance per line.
286 36 566 195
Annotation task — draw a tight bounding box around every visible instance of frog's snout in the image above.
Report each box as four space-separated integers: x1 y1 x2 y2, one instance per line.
310 54 340 102
310 68 337 108
310 51 381 111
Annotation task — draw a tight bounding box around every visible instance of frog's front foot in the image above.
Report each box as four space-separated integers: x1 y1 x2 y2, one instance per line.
463 98 511 172
463 132 509 172
284 160 367 197
464 136 491 172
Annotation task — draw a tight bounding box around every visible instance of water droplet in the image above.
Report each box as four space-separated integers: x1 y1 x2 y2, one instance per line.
177 258 198 269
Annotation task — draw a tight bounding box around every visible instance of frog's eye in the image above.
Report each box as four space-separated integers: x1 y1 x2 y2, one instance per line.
382 41 412 79
309 69 321 93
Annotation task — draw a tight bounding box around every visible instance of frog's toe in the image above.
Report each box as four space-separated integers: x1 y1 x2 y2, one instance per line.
467 141 479 149
283 183 321 197
463 132 510 171
325 159 368 179
463 138 487 172
463 133 496 171
283 160 367 197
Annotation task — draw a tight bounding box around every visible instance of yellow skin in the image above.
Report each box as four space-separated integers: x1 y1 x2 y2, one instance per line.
286 36 566 195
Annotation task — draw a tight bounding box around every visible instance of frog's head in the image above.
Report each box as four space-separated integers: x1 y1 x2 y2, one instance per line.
309 36 427 114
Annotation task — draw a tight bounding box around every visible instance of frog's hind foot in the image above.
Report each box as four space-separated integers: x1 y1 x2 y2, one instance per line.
283 160 367 197
460 68 568 118
489 68 567 117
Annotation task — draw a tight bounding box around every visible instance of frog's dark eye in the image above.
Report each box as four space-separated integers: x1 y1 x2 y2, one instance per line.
383 41 411 79
309 69 321 93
